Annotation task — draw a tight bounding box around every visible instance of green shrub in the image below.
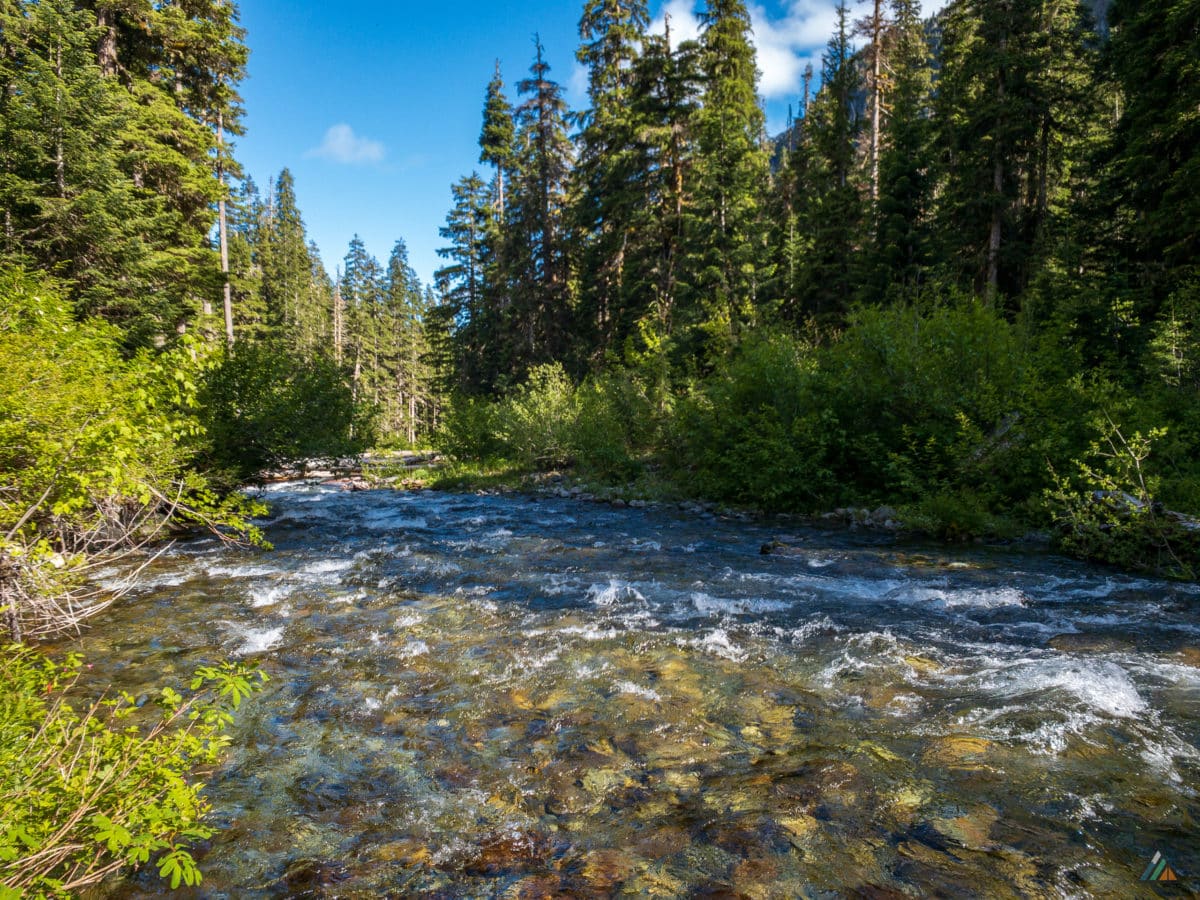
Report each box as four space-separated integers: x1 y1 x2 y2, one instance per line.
197 342 374 483
0 268 264 640
670 334 837 510
497 364 577 468
1048 419 1200 580
0 646 266 897
573 373 656 481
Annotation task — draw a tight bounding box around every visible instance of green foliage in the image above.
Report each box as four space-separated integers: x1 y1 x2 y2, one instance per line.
0 267 265 639
436 364 657 480
0 268 198 532
670 300 1045 524
197 341 373 483
1048 419 1200 580
0 646 266 897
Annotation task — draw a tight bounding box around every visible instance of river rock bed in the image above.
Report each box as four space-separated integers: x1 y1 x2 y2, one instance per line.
71 482 1199 897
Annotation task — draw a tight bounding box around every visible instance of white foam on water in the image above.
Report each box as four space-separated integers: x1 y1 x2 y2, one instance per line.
689 592 792 616
631 540 662 552
362 697 383 713
975 657 1148 719
560 624 624 641
895 586 1027 610
788 616 843 644
235 625 285 656
362 507 429 530
204 562 284 579
616 680 662 702
249 583 293 608
487 528 514 538
399 640 430 659
807 557 836 569
395 613 423 629
301 558 355 577
686 628 748 662
587 580 646 607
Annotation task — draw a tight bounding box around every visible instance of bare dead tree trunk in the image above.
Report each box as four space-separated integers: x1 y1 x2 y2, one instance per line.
987 30 1008 302
218 114 234 342
333 279 345 365
869 0 883 205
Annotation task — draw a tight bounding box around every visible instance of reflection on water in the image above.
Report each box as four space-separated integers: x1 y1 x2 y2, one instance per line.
70 483 1200 897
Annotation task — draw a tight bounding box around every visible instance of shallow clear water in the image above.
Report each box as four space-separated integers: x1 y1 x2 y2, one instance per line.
69 483 1200 897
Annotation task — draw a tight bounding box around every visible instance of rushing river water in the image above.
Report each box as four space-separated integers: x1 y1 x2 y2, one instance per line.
71 483 1200 897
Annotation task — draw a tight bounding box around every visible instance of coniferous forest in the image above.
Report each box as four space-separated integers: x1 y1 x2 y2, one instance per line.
1 0 1199 893
432 0 1200 578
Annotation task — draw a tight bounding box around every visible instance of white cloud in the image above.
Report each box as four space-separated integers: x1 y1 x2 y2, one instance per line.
307 124 385 165
651 0 953 101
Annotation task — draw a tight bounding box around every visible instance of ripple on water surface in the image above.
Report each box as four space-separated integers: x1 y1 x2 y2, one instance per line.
70 483 1199 898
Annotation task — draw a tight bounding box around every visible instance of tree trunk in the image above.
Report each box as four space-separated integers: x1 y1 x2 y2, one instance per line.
333 281 345 365
869 0 883 205
96 6 118 77
218 114 234 341
987 30 1008 301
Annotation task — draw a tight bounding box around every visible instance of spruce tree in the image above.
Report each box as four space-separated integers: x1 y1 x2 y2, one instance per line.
435 172 496 393
933 0 1099 308
792 1 865 323
504 37 575 380
682 0 770 364
479 62 516 219
625 21 702 348
866 0 935 299
1106 0 1200 299
259 169 312 338
572 0 651 365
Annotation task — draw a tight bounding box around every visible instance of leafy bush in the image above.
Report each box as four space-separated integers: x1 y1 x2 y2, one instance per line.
0 268 263 640
670 334 837 510
436 365 657 479
0 646 267 897
197 342 374 483
670 300 1046 524
496 364 577 468
1048 419 1200 580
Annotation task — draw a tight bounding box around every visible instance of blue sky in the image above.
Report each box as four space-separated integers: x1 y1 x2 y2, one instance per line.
235 0 948 287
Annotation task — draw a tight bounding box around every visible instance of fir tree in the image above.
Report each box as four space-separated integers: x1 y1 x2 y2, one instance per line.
504 37 575 380
792 0 865 323
1106 0 1200 298
479 62 515 218
682 0 770 364
572 0 651 364
865 0 935 298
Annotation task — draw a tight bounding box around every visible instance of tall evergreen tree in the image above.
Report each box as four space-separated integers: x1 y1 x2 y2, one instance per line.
865 0 935 298
934 0 1099 307
681 0 770 363
504 37 575 380
1106 0 1200 300
625 20 702 347
479 62 516 219
435 172 496 393
259 169 312 337
572 0 651 365
386 240 432 444
791 0 865 323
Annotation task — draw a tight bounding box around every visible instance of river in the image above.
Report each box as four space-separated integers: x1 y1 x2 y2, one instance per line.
72 482 1198 897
